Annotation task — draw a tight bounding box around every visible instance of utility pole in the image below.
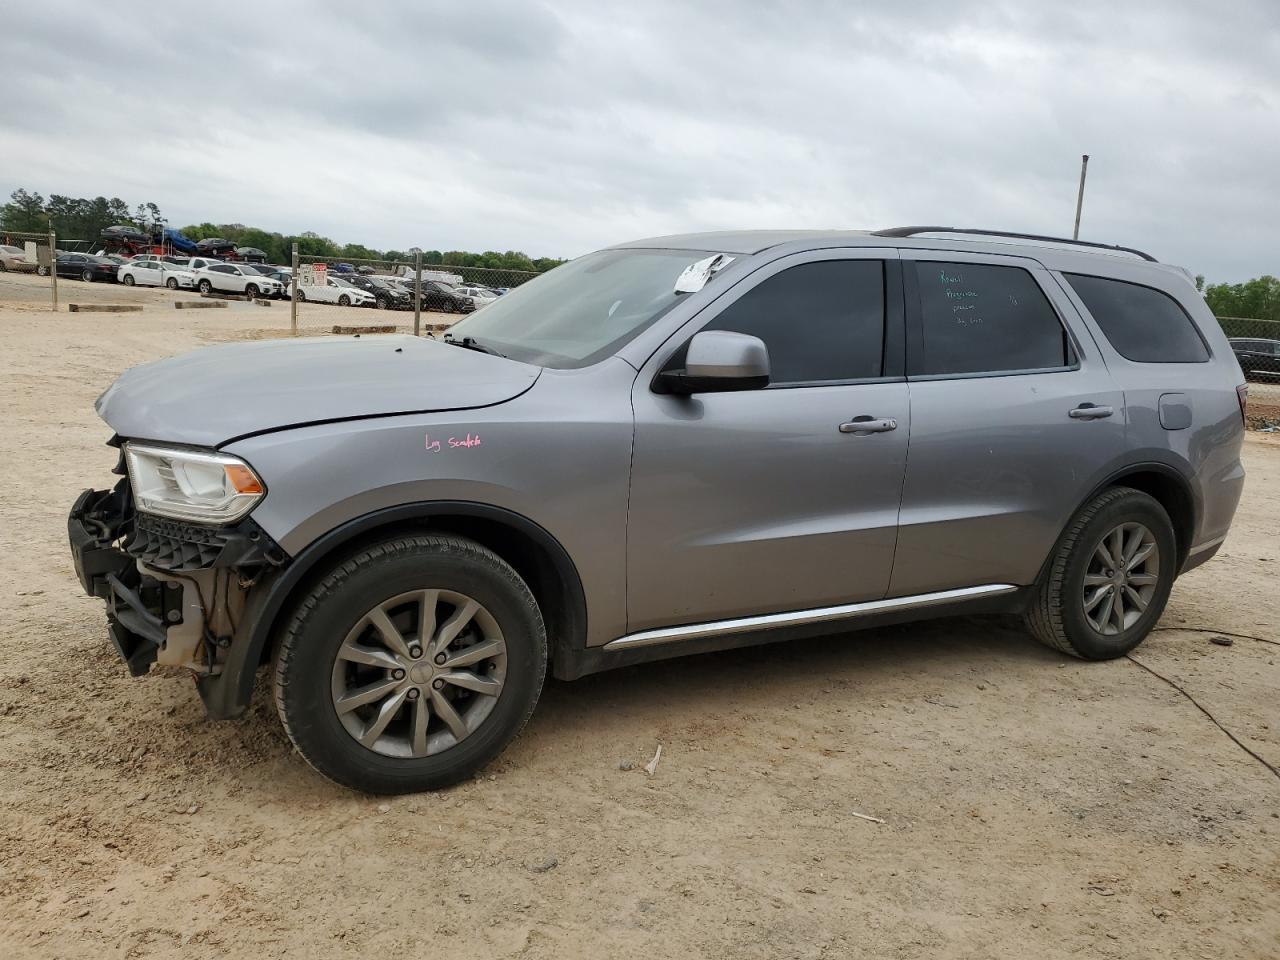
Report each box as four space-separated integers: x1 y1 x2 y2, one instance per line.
290 242 299 336
1072 154 1090 240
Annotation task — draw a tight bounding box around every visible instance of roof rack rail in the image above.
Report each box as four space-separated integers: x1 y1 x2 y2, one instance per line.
870 226 1158 262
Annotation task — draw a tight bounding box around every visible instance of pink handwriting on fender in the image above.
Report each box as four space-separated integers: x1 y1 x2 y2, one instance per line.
425 432 482 452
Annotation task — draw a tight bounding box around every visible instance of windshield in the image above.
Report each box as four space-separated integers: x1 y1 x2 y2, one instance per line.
446 248 727 368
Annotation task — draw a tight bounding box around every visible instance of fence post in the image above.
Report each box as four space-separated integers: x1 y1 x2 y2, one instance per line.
290 243 299 336
47 229 58 312
413 249 423 337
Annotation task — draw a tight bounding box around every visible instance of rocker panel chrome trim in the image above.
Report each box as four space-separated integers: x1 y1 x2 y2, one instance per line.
605 584 1018 651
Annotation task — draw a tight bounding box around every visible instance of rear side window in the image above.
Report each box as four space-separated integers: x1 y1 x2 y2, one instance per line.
701 260 885 383
912 262 1073 376
1064 273 1209 363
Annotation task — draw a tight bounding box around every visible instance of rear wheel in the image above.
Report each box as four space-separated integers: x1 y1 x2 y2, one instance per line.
1024 487 1176 659
37 265 49 277
81 269 94 282
198 279 212 294
273 534 547 793
297 288 307 302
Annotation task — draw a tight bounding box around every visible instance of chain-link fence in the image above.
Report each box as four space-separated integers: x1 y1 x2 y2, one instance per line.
0 229 60 310
278 249 538 337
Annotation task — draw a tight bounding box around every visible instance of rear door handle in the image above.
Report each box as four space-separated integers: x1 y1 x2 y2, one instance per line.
839 416 898 434
1069 403 1114 420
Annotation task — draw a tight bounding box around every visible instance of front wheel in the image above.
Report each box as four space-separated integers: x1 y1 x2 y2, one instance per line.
122 273 136 286
198 279 212 294
296 288 307 302
246 284 260 299
37 265 50 277
273 535 547 793
338 294 351 306
1024 487 1176 660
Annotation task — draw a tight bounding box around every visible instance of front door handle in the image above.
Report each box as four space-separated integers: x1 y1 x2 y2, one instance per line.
839 416 898 434
1069 403 1115 420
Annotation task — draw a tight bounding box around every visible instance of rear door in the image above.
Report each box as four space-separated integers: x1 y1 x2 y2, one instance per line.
135 258 162 286
627 249 910 632
890 251 1128 597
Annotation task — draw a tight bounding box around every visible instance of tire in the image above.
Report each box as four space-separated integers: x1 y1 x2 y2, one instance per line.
81 269 94 282
273 534 547 794
166 278 178 290
374 297 386 310
122 273 135 286
37 265 49 277
296 289 307 302
246 284 260 299
338 294 351 307
1024 487 1177 660
198 279 212 294
0 261 7 272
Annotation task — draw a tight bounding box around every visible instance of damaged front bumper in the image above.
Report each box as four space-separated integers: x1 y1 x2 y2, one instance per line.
68 480 286 696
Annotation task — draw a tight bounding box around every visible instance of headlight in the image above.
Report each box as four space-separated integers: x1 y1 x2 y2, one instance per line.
124 443 264 524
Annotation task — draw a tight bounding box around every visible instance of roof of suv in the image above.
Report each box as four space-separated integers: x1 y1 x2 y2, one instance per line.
610 228 1190 283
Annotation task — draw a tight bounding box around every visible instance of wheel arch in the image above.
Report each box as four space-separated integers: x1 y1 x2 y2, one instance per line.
197 501 587 720
1058 461 1199 577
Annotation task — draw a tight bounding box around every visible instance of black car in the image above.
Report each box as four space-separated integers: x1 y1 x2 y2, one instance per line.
1229 338 1280 380
340 274 413 310
418 279 475 314
54 253 120 282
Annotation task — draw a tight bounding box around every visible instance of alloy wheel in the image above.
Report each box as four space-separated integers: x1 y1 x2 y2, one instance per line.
1082 521 1160 636
330 590 508 759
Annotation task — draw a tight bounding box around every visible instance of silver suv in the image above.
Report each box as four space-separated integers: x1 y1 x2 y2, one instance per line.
68 227 1247 793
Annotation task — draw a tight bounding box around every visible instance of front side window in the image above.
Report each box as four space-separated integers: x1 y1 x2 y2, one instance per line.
1064 273 1209 363
913 261 1072 376
700 260 885 383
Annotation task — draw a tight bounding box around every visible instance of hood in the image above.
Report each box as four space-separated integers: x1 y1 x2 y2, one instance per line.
96 335 540 447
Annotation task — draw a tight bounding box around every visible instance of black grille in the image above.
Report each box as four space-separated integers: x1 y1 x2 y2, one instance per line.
124 512 283 571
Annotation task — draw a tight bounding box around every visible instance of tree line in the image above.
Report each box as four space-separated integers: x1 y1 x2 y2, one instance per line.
1 187 563 273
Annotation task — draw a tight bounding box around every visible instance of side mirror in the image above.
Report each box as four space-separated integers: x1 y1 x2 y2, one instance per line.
658 330 771 394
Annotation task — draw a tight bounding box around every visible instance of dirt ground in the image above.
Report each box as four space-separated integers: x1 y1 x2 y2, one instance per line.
1 270 1277 959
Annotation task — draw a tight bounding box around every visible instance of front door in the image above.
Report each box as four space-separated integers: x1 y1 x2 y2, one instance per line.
889 251 1129 597
627 250 910 633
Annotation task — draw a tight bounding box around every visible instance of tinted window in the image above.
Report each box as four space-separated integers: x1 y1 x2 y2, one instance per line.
1065 273 1209 363
701 260 885 383
913 262 1071 376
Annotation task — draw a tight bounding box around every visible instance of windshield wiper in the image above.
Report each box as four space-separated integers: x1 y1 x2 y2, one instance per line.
442 334 506 358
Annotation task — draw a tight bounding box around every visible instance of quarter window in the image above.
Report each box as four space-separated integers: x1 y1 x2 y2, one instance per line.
1064 273 1209 363
701 260 886 383
912 262 1072 376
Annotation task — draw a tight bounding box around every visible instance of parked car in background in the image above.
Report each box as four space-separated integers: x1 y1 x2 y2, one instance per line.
187 256 224 274
250 266 293 292
385 278 475 313
0 244 38 272
338 274 412 310
194 262 285 298
453 284 500 307
1229 338 1280 380
118 258 197 290
293 275 376 306
55 253 120 282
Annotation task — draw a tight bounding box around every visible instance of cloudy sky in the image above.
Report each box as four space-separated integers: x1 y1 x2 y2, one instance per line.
3 1 1277 280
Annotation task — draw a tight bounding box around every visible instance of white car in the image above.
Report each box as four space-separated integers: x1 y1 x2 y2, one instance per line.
293 275 376 307
194 262 285 298
118 257 197 290
453 284 499 306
